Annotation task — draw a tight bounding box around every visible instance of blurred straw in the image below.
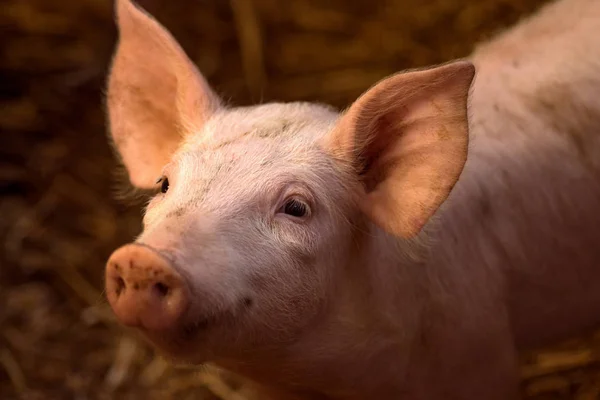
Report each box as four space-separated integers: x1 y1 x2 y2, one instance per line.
230 0 266 100
104 335 139 390
521 348 597 379
0 347 27 393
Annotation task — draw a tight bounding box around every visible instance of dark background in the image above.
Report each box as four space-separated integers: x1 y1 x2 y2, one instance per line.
1 0 599 398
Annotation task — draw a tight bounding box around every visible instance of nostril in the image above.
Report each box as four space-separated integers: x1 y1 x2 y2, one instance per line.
153 282 170 297
105 244 189 331
115 277 126 296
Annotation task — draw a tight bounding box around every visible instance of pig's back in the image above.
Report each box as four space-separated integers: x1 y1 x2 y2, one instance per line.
438 0 600 350
443 129 600 350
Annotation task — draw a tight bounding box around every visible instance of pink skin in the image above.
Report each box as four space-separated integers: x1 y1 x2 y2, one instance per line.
103 0 600 399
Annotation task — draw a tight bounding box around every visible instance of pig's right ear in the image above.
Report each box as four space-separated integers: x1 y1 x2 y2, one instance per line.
106 0 221 188
324 61 475 238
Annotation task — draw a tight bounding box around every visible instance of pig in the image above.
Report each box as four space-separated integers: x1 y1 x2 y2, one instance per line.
102 0 600 398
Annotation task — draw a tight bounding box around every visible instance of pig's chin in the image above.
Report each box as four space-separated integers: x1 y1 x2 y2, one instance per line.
137 304 246 364
142 332 210 363
138 320 219 363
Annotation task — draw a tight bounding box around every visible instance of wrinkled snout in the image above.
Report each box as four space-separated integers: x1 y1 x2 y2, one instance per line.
105 244 188 331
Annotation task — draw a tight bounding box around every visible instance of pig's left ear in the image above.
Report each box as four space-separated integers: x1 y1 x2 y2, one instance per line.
324 61 475 238
106 0 221 188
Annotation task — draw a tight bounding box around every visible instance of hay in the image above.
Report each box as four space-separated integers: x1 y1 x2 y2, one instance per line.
1 0 599 398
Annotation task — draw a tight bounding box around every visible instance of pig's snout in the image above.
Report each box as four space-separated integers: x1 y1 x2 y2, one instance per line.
105 244 189 331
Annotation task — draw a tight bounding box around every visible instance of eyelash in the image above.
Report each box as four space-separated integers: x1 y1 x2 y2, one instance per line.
277 194 312 220
156 176 169 193
282 198 309 217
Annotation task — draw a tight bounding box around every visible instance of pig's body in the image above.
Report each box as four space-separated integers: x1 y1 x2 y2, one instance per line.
102 0 600 399
464 0 600 349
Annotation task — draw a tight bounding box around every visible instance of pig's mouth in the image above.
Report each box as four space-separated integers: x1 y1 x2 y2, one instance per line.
137 311 228 361
143 296 253 359
179 296 253 338
180 313 221 339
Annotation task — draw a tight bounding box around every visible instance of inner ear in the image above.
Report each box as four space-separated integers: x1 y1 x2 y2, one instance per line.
358 114 399 192
324 60 475 238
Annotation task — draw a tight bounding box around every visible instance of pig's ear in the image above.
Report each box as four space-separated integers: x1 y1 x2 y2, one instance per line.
325 61 475 238
106 0 221 188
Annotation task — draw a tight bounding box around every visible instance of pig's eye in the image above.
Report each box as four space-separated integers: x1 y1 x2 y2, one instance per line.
282 198 309 218
156 176 169 193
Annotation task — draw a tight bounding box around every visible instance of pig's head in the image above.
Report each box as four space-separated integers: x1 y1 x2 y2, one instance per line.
104 0 474 366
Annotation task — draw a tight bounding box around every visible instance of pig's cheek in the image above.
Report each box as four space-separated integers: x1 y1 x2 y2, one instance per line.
146 193 165 210
142 197 167 228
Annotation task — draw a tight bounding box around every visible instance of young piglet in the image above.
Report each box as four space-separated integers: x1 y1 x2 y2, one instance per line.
103 0 600 398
